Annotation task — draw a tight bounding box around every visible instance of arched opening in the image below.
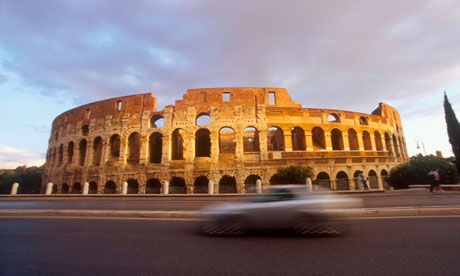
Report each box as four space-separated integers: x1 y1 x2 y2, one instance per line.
312 127 326 150
62 183 69 194
244 175 261 193
150 114 164 128
196 113 211 126
267 127 284 151
109 134 121 160
146 178 161 194
127 133 141 165
104 181 116 194
368 170 378 189
194 176 209 194
219 127 236 154
331 129 344 150
52 184 58 194
243 127 259 152
393 134 400 157
92 137 103 165
291 127 306 151
52 148 56 166
328 113 340 122
58 144 64 166
348 129 359 150
313 172 331 190
149 132 163 163
67 141 74 164
219 175 237 194
399 137 405 157
353 170 361 189
384 133 392 153
195 128 211 157
359 116 368 125
127 179 139 194
88 181 98 194
72 182 82 194
362 131 372 150
381 170 390 190
78 139 87 166
336 171 349 190
170 177 186 194
171 129 185 160
374 131 383 151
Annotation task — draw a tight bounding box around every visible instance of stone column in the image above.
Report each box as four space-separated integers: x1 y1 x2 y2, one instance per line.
208 180 214 195
139 135 148 165
370 133 376 151
377 176 384 190
210 131 219 162
325 133 332 151
305 133 313 151
343 133 350 151
259 129 268 160
284 132 292 152
358 132 364 151
235 133 244 160
119 135 128 165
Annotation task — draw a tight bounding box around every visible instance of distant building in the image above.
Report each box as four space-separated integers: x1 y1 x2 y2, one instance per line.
436 151 443 158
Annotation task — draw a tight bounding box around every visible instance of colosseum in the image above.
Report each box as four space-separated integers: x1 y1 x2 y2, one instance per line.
42 87 409 194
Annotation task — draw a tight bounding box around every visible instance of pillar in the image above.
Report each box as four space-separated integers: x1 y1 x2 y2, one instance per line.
10 183 19 195
306 178 312 192
305 133 313 151
83 182 89 195
343 133 350 151
284 132 292 152
256 179 262 194
163 181 169 195
46 182 53 195
122 181 128 195
208 180 214 195
325 133 332 151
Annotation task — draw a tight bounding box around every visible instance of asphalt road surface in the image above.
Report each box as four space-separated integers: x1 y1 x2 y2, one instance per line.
1 216 460 276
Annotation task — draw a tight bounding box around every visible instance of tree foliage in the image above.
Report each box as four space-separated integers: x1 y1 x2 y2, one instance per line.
388 155 458 189
270 166 314 184
444 93 460 173
0 165 43 194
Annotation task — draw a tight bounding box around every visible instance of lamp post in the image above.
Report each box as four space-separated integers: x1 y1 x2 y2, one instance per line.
415 136 426 155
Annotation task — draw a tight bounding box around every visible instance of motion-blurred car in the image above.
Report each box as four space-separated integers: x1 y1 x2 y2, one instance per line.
200 186 362 236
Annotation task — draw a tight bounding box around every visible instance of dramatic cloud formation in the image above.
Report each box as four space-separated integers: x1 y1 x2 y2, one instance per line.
1 0 460 166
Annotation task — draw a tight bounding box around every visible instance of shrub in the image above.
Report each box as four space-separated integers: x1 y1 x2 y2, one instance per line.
270 166 314 184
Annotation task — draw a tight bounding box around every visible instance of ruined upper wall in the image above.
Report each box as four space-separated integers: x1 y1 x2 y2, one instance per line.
174 87 301 111
51 93 156 132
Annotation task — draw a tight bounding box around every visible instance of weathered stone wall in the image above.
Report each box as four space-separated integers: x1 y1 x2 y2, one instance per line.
42 87 408 194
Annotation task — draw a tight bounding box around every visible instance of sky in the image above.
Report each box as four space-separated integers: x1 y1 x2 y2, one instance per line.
1 0 460 169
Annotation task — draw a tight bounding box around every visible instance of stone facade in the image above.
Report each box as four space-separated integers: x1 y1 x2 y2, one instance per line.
42 87 409 194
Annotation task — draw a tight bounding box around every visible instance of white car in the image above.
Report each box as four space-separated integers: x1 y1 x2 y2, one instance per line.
200 186 361 236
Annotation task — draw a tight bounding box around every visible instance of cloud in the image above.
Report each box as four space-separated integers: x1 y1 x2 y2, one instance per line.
0 144 45 169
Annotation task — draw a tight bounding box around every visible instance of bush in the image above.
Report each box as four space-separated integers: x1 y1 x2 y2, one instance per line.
0 165 43 194
270 166 314 184
388 155 458 189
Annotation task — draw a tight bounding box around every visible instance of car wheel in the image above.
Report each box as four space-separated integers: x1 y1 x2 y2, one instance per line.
201 218 245 236
292 216 341 236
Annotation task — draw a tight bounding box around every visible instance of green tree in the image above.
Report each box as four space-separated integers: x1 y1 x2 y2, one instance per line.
270 166 314 184
0 165 43 194
388 155 458 189
444 92 460 173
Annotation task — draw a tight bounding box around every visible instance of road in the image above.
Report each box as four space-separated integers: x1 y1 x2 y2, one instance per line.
1 191 460 211
1 216 459 276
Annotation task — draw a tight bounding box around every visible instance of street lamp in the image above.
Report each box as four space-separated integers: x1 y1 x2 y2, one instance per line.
415 136 426 155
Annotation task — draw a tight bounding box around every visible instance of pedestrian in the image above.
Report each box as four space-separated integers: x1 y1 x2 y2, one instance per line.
362 174 369 190
357 173 364 190
433 169 442 192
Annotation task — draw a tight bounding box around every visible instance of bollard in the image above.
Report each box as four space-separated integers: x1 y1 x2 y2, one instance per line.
208 180 214 195
306 177 312 192
11 183 19 195
163 181 169 195
256 179 262 194
46 182 54 195
83 182 89 195
122 181 128 195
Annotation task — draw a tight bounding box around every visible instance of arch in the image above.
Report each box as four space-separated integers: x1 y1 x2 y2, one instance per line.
331 129 344 150
72 182 82 194
104 181 117 194
146 178 161 194
267 126 284 151
336 171 349 190
243 127 259 152
328 113 340 122
195 128 211 157
312 127 326 150
194 176 209 194
58 144 64 166
170 177 186 194
109 134 121 159
78 139 87 166
62 183 69 194
219 175 237 194
374 131 383 151
353 170 361 189
392 134 400 157
149 132 163 163
384 133 392 153
196 113 211 126
244 175 261 193
150 114 164 128
171 129 185 160
52 184 58 194
368 170 378 189
362 131 372 150
219 127 236 154
88 181 98 194
127 179 139 194
127 132 141 164
359 116 368 125
92 137 103 165
67 141 74 164
291 127 306 151
314 172 331 190
381 169 390 190
348 129 359 150
398 137 404 157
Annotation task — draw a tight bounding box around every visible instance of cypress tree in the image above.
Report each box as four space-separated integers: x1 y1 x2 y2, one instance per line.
444 92 460 173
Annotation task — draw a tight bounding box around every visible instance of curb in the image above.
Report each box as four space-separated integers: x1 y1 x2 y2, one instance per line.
1 207 460 219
